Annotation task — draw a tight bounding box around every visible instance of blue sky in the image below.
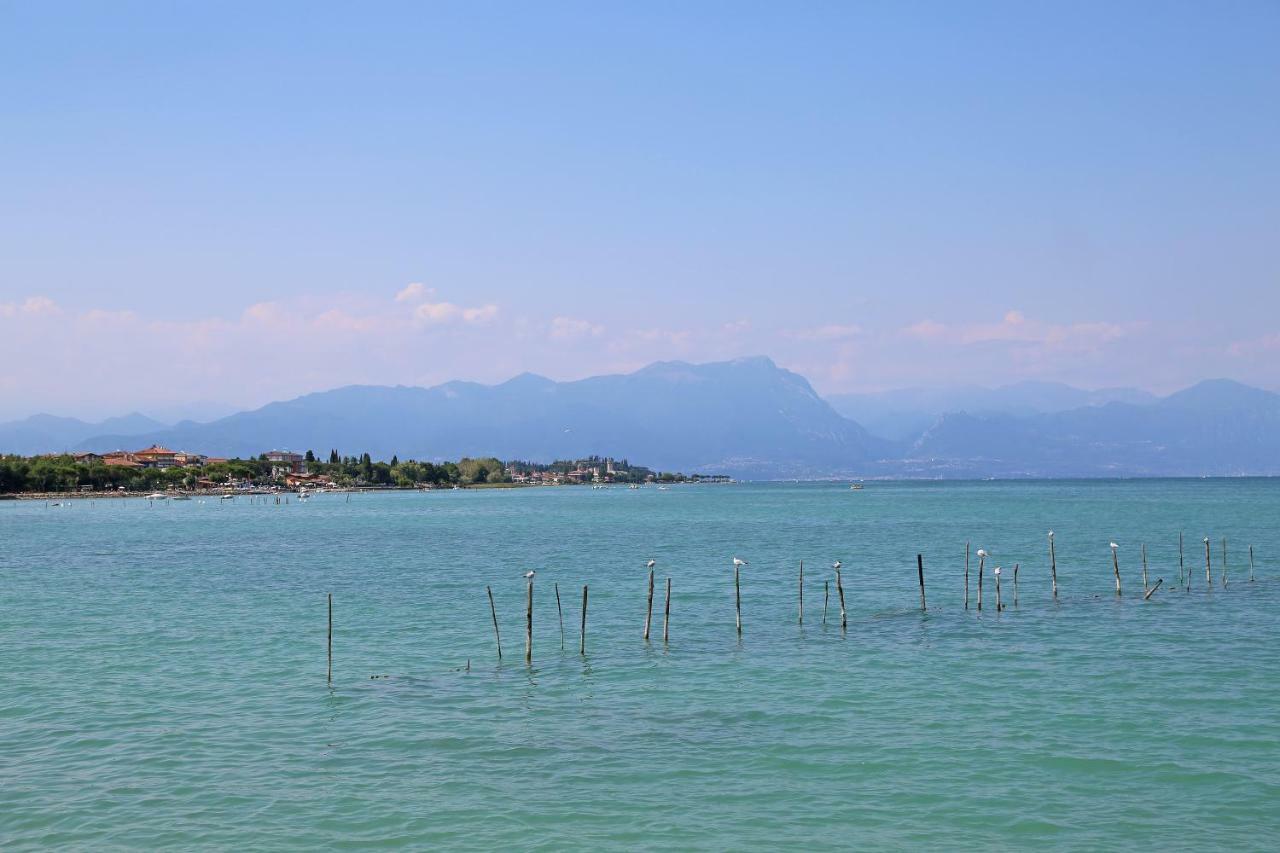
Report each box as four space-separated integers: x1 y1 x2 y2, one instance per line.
2 1 1278 419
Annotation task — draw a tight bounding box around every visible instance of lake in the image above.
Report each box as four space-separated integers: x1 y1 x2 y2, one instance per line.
2 480 1278 849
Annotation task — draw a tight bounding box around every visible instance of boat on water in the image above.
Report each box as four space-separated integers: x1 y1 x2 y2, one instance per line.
219 494 236 501
172 495 192 501
849 483 864 490
145 492 167 500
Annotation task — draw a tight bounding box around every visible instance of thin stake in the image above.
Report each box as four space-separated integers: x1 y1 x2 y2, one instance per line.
1141 544 1149 596
1249 545 1255 582
823 580 829 624
835 568 847 630
1222 538 1228 588
1013 562 1019 607
580 585 588 655
555 582 564 650
965 541 971 609
977 553 985 611
487 585 502 660
644 568 655 641
1112 544 1122 596
663 577 672 643
798 560 805 625
1204 537 1212 588
327 592 333 683
1144 578 1164 600
1179 531 1186 589
1049 532 1058 600
734 563 742 635
995 567 1003 612
917 553 927 612
525 579 533 664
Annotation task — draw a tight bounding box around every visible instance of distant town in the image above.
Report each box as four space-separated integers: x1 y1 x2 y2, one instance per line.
0 446 729 496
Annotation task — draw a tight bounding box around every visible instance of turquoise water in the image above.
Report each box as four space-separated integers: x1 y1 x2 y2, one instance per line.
3 481 1279 850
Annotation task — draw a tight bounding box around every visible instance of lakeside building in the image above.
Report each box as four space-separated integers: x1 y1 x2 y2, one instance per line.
263 450 306 474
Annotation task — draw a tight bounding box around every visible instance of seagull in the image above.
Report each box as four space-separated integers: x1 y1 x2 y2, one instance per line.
1110 542 1119 550
523 570 536 579
976 549 988 558
832 560 842 570
733 557 748 567
1048 530 1054 539
1203 537 1210 544
994 566 1002 576
647 559 656 569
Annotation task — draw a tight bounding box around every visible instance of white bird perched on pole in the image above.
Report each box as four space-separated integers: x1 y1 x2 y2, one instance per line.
993 566 1002 576
976 549 988 558
1110 542 1119 550
647 559 656 569
1048 530 1054 539
832 560 842 570
523 570 536 579
733 557 748 567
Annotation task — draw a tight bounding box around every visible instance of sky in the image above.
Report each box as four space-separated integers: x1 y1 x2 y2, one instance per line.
2 1 1278 420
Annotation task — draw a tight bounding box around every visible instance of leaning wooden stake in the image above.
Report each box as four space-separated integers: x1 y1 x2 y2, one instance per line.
524 579 533 665
835 568 847 630
487 585 502 660
1141 544 1149 596
798 560 805 625
644 568 655 641
555 582 565 649
580 585 588 655
1013 563 1020 607
734 563 743 635
327 592 333 683
917 553 926 612
823 580 829 624
994 567 1003 612
1111 543 1122 596
965 541 971 610
1249 545 1255 582
1144 578 1163 600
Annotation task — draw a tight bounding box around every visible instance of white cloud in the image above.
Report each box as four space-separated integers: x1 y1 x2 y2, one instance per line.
413 301 498 325
395 282 432 303
550 316 605 340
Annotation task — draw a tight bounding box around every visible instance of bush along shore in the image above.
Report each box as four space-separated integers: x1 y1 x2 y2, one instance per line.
0 451 710 497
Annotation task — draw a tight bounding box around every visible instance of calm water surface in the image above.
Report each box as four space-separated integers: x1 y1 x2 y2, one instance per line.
2 481 1279 850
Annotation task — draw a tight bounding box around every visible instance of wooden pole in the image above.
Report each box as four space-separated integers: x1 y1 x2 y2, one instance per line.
1222 538 1228 588
663 577 672 643
525 579 533 664
977 553 984 611
917 553 926 612
965 541 971 610
1250 545 1255 582
644 569 655 641
327 592 333 683
835 568 847 630
734 563 742 635
1049 533 1058 600
823 580 829 624
1179 531 1185 588
1141 544 1149 596
798 560 804 625
1204 537 1212 588
994 567 1003 612
555 582 565 650
1112 545 1121 596
580 585 588 655
1144 578 1164 600
1013 563 1019 607
487 585 502 660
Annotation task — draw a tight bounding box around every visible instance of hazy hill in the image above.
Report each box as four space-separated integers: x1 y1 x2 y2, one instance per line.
0 412 167 456
78 357 891 477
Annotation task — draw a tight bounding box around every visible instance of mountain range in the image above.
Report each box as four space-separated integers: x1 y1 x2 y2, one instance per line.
2 357 1278 478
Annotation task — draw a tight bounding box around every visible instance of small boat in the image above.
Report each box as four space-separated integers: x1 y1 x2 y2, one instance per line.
219 494 236 501
849 483 864 490
145 492 167 500
172 495 192 501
